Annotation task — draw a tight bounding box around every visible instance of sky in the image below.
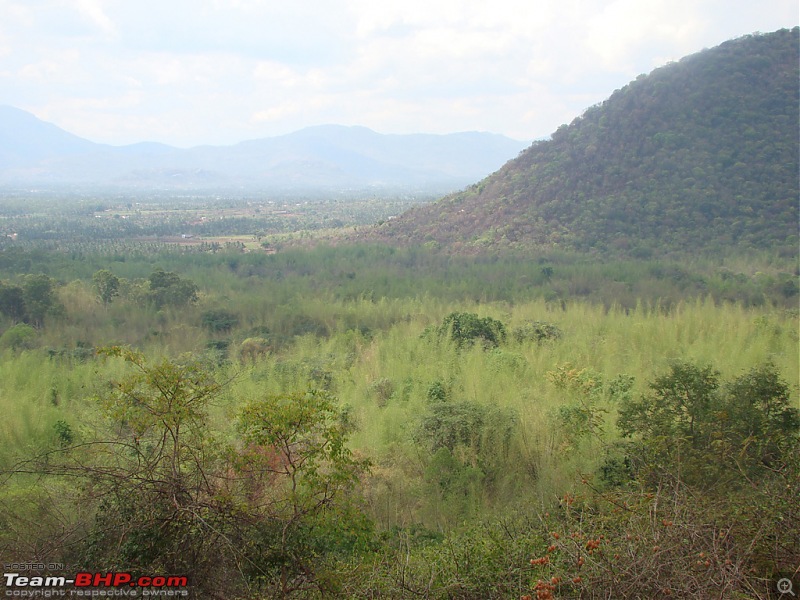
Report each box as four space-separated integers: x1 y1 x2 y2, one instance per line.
0 0 797 148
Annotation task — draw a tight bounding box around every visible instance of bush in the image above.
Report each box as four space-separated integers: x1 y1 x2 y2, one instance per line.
200 308 239 333
0 323 37 349
513 320 562 344
435 312 507 349
618 361 799 486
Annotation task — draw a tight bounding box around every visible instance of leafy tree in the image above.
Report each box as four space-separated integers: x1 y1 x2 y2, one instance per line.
0 282 26 322
435 311 506 348
722 363 799 470
618 362 720 444
200 308 239 333
237 389 370 595
147 268 198 309
617 361 798 486
0 323 37 349
92 269 120 307
81 347 228 586
21 274 61 327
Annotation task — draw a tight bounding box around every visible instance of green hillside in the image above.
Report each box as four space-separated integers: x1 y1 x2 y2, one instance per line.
377 28 799 257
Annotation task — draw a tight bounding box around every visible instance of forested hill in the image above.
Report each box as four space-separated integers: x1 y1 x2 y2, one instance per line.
373 28 799 257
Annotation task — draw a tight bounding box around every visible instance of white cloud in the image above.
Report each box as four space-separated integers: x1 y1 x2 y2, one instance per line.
584 0 703 70
0 0 795 145
71 0 117 37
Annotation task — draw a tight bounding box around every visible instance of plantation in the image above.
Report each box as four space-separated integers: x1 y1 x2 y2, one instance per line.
0 236 796 598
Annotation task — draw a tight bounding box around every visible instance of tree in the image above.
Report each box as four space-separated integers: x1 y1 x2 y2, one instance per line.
435 312 507 349
5 350 371 597
147 268 198 309
0 323 37 349
200 308 239 333
21 274 60 327
723 363 799 471
237 389 370 595
619 361 720 444
617 361 798 486
84 347 228 586
0 281 26 322
92 269 120 307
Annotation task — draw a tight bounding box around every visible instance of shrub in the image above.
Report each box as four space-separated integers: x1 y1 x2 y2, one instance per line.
200 308 239 333
513 320 563 344
435 311 507 349
0 323 37 349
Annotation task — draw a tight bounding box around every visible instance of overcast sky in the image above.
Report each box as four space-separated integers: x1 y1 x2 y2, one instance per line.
0 0 796 147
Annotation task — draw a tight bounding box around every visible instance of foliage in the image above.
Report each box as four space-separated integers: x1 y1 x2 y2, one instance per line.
432 311 507 348
0 323 37 349
618 361 799 486
200 307 239 332
78 347 229 589
147 268 198 309
522 471 800 600
513 320 562 344
0 215 797 598
91 269 120 306
0 281 26 322
0 350 372 597
379 28 800 258
21 274 62 326
236 389 371 596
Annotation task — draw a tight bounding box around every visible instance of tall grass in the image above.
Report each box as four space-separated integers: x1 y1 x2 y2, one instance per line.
0 292 796 530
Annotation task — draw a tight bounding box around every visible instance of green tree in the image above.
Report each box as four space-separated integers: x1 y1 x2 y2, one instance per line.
92 269 120 307
22 274 61 327
617 361 798 486
436 311 507 348
237 389 370 595
147 268 198 309
79 347 228 587
723 363 799 471
0 282 26 323
0 323 37 350
200 308 239 333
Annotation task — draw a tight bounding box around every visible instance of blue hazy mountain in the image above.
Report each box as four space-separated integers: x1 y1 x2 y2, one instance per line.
0 108 528 192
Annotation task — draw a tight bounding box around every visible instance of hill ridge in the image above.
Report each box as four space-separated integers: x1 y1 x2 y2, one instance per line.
375 28 799 257
0 111 527 192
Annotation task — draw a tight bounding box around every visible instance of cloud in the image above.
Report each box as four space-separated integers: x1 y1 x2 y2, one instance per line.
0 0 795 146
72 0 117 37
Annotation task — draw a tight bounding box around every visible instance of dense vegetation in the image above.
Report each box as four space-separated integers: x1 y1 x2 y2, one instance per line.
377 28 799 257
0 233 796 598
0 27 798 599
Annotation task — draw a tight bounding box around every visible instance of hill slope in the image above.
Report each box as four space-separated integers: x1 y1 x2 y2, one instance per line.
376 28 799 256
0 106 102 169
0 112 526 192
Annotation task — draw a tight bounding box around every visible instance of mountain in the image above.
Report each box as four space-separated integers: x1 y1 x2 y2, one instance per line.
0 105 102 169
0 111 527 193
374 28 799 256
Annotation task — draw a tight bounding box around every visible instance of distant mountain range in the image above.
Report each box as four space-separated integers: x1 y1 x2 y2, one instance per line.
0 107 528 193
373 28 799 257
